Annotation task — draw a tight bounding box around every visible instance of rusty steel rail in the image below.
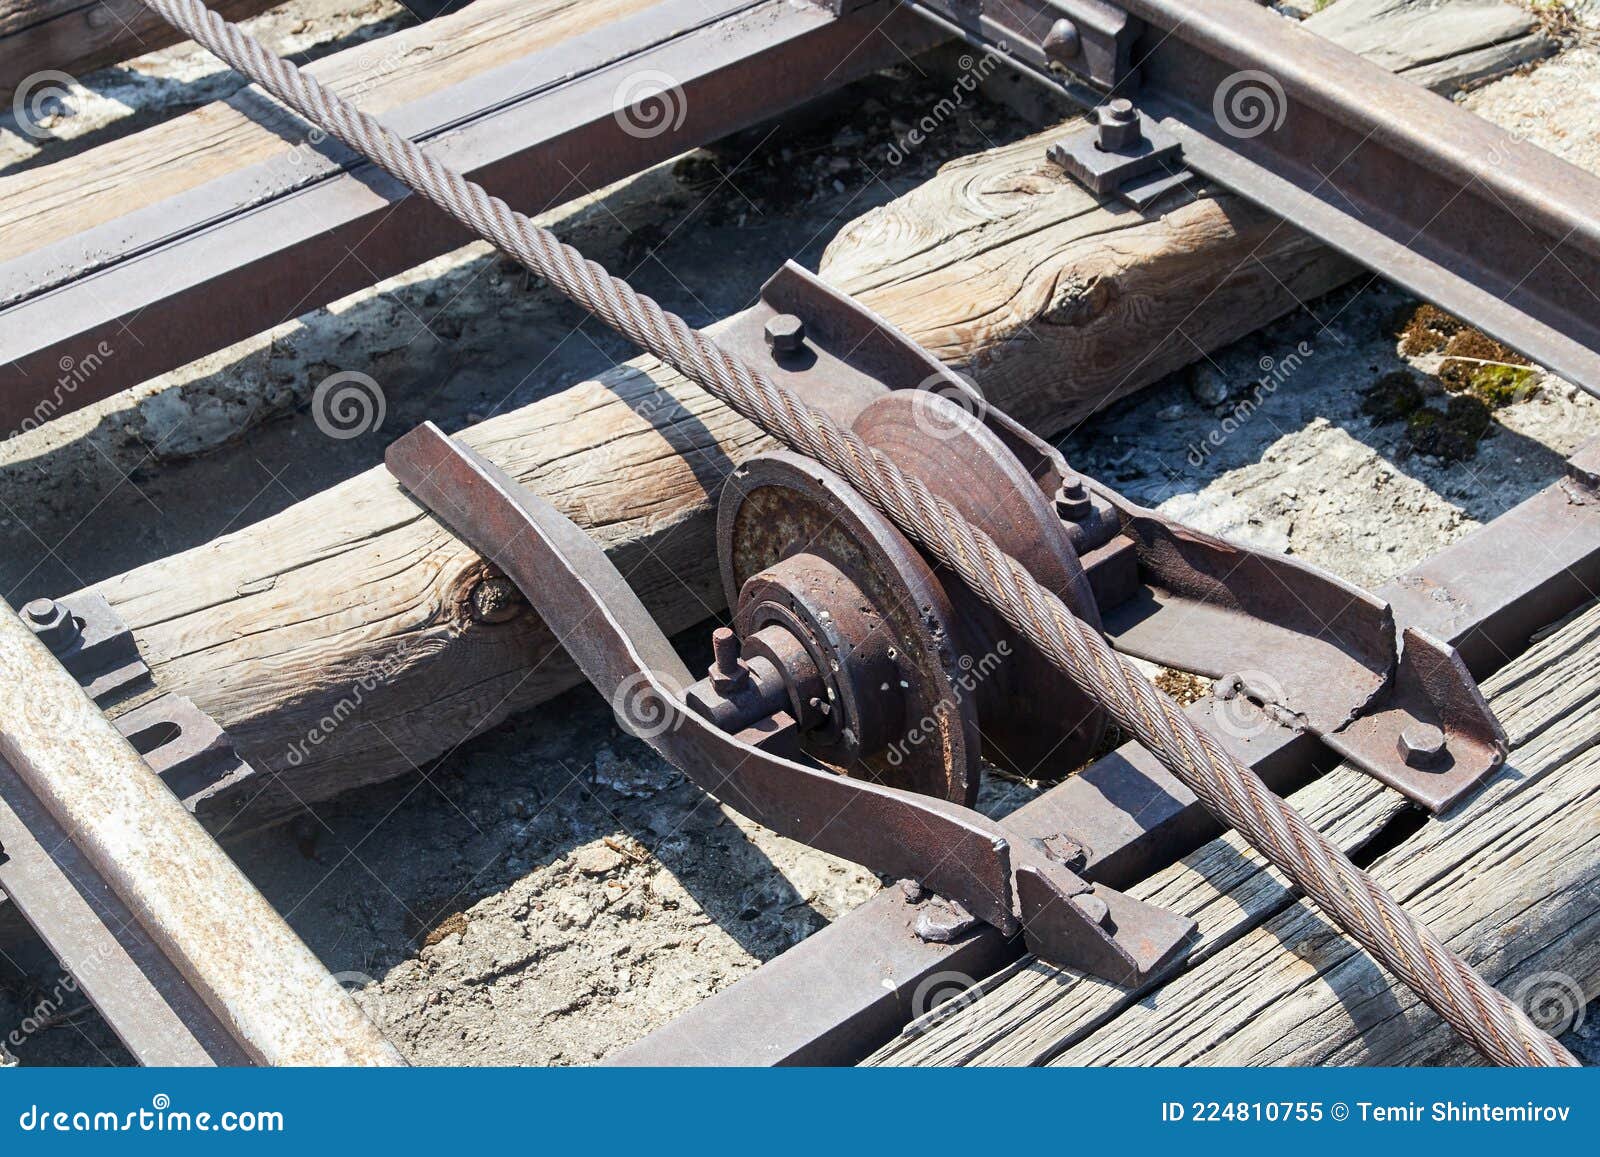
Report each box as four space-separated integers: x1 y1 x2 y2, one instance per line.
0 0 940 436
0 597 404 1066
911 0 1600 393
616 439 1600 1065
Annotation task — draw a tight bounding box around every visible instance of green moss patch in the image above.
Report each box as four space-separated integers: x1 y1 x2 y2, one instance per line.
1394 303 1539 408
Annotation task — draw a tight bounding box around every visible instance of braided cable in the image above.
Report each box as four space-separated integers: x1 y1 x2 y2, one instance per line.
136 0 1577 1066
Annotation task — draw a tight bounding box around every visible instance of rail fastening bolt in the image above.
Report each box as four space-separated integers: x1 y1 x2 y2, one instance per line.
1398 722 1447 769
22 597 80 652
1054 475 1092 521
764 314 806 356
1096 99 1142 152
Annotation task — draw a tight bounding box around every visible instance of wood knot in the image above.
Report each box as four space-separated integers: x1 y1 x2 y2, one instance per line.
455 563 525 625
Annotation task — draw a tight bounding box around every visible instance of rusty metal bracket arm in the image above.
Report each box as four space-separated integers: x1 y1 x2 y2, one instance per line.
385 421 1193 984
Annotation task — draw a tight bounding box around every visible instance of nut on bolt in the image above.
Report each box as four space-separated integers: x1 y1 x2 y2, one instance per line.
1095 99 1142 152
22 597 81 652
1053 475 1092 522
763 314 806 356
1398 722 1447 769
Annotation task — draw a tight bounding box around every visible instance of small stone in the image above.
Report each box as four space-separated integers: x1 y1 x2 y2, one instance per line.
1189 365 1230 406
572 844 625 877
1156 403 1185 421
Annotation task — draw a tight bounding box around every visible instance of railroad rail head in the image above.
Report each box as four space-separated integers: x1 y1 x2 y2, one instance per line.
0 598 403 1067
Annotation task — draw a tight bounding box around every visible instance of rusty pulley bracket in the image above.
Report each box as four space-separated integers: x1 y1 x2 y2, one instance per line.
713 262 1506 813
385 422 1194 986
384 261 1505 976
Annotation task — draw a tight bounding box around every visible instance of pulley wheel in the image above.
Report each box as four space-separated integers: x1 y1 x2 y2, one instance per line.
718 451 982 805
853 390 1107 776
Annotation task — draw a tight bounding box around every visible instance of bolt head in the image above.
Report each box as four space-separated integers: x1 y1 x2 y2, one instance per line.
1071 890 1112 928
1398 723 1447 769
1043 18 1081 62
1053 477 1092 521
763 314 806 355
22 598 80 652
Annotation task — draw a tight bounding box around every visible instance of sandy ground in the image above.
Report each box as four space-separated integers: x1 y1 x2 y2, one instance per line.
2 0 1598 1065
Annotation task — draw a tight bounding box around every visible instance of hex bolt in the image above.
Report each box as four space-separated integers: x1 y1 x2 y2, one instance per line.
763 314 806 357
1053 474 1092 522
1398 723 1448 769
22 598 81 653
1095 98 1142 152
708 626 750 694
1042 18 1081 63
